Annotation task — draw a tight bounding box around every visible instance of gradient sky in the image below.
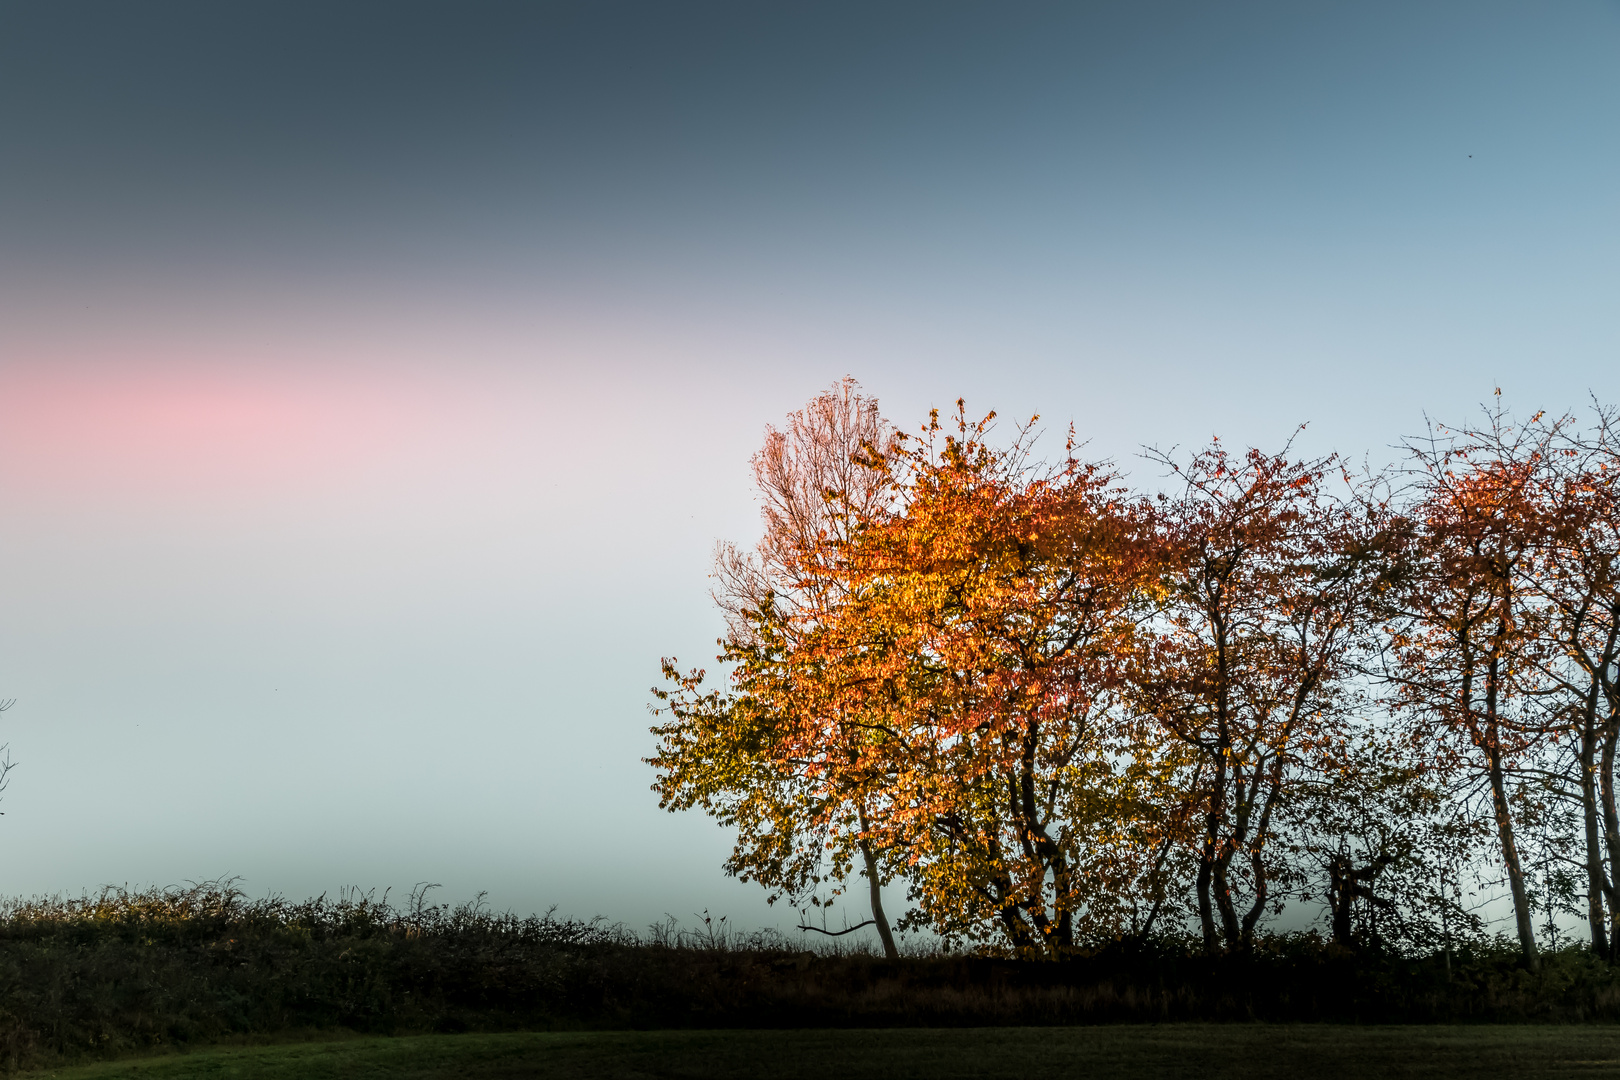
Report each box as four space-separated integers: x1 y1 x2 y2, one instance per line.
0 1 1615 938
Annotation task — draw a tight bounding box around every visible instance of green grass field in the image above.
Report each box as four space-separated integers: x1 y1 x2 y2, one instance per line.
18 1026 1620 1080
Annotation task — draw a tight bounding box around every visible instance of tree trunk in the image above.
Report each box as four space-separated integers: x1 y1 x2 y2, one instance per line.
1016 727 1074 953
1135 837 1175 944
1214 762 1249 948
1487 739 1540 968
858 839 899 961
1211 850 1242 947
1328 855 1354 946
855 805 899 961
1239 762 1288 946
995 894 1037 953
1197 769 1224 951
1195 853 1217 951
1600 724 1620 962
1581 714 1610 957
1482 632 1538 969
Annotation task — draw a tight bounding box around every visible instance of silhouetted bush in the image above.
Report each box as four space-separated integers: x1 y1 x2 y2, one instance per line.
0 881 1616 1071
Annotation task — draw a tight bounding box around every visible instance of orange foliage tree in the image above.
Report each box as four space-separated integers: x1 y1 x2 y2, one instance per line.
652 395 1174 956
653 384 1620 962
815 404 1169 955
649 379 903 957
1533 413 1620 960
1387 407 1564 967
1410 405 1620 962
1132 439 1392 951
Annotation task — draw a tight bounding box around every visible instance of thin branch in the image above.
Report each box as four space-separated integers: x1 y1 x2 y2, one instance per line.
797 919 877 937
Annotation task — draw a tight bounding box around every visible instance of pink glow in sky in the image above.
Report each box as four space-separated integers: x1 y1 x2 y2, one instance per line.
0 365 425 499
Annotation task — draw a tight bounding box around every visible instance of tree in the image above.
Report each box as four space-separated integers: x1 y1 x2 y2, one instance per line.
1387 406 1554 967
1292 721 1485 955
650 379 903 957
1553 414 1620 960
1495 406 1620 957
1131 438 1389 951
816 404 1165 955
653 396 1172 958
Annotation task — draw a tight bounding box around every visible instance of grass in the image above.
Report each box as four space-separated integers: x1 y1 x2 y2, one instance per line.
19 1026 1620 1080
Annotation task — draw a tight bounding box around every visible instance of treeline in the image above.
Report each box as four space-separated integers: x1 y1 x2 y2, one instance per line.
650 380 1620 967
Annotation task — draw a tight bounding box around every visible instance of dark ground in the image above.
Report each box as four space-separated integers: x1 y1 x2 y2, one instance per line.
22 1027 1620 1080
3 885 1617 1073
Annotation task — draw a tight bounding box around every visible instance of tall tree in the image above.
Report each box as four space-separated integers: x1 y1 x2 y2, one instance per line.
655 397 1172 957
1388 407 1553 967
1133 439 1388 951
1505 408 1620 957
651 379 904 957
821 405 1166 955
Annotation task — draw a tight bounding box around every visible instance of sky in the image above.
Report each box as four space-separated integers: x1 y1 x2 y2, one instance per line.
0 1 1615 940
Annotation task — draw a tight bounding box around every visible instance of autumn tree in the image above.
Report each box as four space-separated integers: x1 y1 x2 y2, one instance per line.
653 384 1620 961
1550 413 1620 959
1386 406 1558 967
819 404 1167 955
650 379 904 957
653 395 1173 958
1480 407 1620 958
1131 438 1391 951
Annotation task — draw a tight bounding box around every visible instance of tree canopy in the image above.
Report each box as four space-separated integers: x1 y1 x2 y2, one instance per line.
651 383 1620 964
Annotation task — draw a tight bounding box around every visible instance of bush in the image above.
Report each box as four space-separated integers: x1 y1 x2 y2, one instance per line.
0 882 1615 1071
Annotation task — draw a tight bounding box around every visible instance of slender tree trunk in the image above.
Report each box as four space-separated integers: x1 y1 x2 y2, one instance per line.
1599 619 1620 964
1239 759 1289 945
858 839 899 961
1135 837 1175 944
1328 855 1354 946
1197 755 1227 951
1201 606 1235 952
1211 851 1242 947
1439 862 1455 978
1581 711 1610 956
1239 851 1268 946
1213 763 1249 948
1481 631 1538 969
1600 725 1620 962
1195 854 1217 951
1016 725 1074 952
1487 737 1540 968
